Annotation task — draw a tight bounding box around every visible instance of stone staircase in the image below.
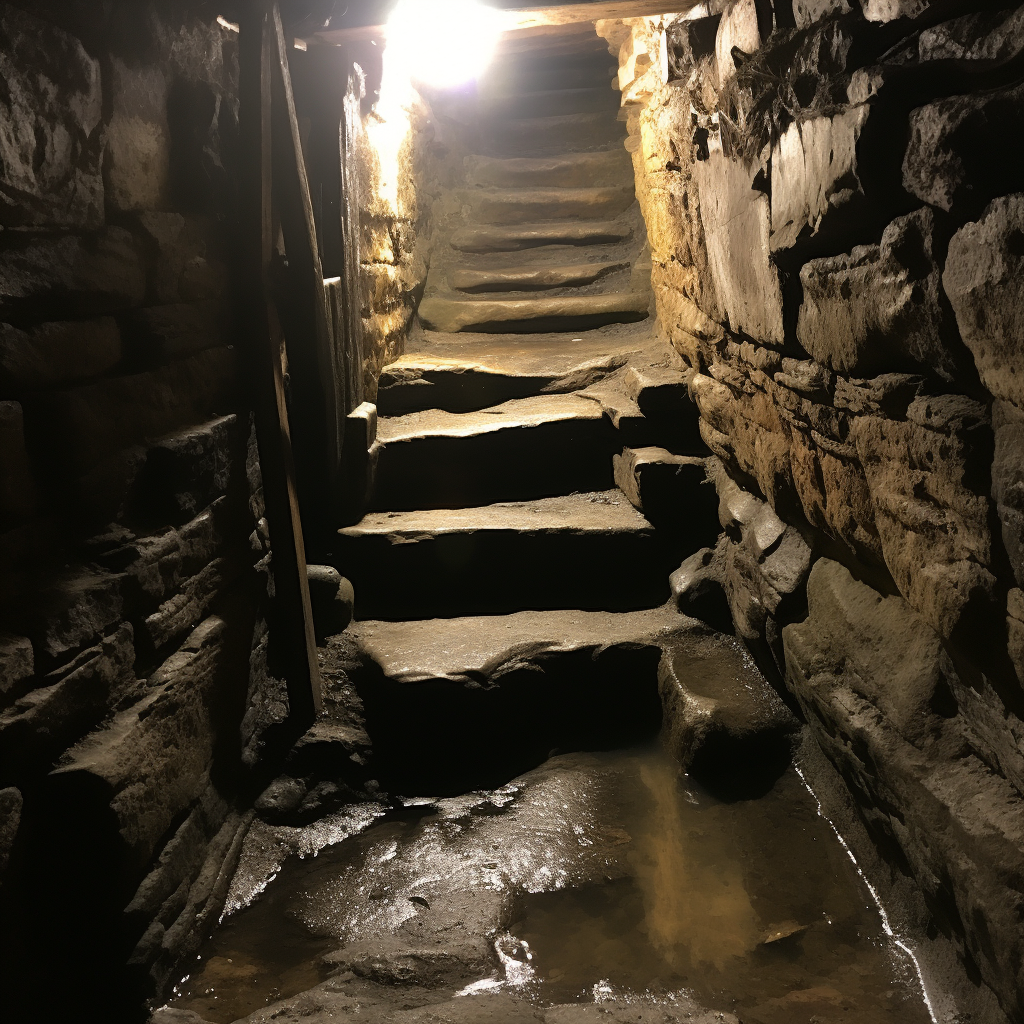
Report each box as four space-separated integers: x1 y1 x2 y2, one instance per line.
328 28 721 791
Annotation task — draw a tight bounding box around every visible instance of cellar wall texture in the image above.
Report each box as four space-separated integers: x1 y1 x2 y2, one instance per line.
601 3 1024 1019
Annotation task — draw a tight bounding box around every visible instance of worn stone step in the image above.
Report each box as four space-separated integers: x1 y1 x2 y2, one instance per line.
613 446 720 536
449 260 627 294
418 293 650 333
479 86 619 119
465 186 635 225
465 150 634 189
480 112 624 156
376 329 657 415
486 55 614 94
452 219 633 253
371 393 616 510
334 490 676 619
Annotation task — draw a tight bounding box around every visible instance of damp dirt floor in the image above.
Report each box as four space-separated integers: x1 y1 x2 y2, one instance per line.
169 740 933 1024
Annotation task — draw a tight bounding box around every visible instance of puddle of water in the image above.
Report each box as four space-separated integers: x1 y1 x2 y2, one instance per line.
172 743 932 1024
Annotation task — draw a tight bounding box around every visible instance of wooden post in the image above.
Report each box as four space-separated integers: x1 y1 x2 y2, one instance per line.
240 1 322 724
269 3 344 536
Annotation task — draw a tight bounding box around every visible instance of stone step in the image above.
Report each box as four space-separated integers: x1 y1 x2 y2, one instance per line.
479 86 619 119
451 219 633 253
371 393 617 510
418 292 650 333
376 330 654 415
613 446 720 536
464 186 635 225
449 260 626 294
485 55 614 95
465 150 633 189
479 112 624 157
334 490 676 619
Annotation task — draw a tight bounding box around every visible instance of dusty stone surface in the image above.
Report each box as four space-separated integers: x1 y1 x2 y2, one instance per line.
0 317 121 390
798 208 958 378
0 3 103 229
944 193 1024 410
0 633 33 702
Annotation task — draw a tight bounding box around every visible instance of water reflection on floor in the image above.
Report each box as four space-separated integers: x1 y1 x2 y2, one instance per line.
173 742 932 1024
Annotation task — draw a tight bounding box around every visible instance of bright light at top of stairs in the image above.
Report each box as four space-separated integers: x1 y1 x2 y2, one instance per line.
385 0 503 89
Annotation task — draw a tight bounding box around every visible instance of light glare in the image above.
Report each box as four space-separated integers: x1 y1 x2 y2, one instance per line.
385 0 503 89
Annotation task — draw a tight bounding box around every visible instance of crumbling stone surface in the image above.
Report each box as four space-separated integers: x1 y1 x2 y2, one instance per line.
0 3 103 229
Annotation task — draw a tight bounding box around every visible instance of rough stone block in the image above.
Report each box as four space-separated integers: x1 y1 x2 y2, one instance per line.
1009 588 1024 686
52 616 230 874
669 543 732 632
859 0 930 22
141 556 239 653
0 401 37 528
33 567 124 664
104 58 171 214
918 6 1024 62
0 5 103 229
120 301 230 366
24 347 237 476
695 142 784 345
797 207 957 378
992 400 1024 588
0 317 121 391
135 213 229 304
904 82 1024 218
770 104 871 254
659 633 798 799
715 0 761 88
852 395 997 642
0 633 33 704
613 446 718 539
0 227 147 318
306 565 355 642
944 193 1024 411
0 786 21 882
792 0 851 28
0 624 135 778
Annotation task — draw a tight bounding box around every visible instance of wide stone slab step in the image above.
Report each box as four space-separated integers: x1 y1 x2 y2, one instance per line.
480 112 624 156
451 219 633 253
479 86 619 119
465 150 633 189
376 330 654 415
449 260 626 293
334 490 677 619
371 393 616 510
465 186 634 225
418 292 650 333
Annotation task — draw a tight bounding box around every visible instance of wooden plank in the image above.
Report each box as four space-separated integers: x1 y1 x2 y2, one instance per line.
315 1 698 44
270 2 344 529
240 1 322 724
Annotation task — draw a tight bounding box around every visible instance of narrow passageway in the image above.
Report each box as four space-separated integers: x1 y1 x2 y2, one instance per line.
166 21 935 1024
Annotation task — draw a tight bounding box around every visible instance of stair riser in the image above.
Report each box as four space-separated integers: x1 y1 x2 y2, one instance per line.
418 302 650 334
480 87 619 120
465 152 633 189
372 418 618 511
334 530 675 620
451 224 632 253
377 369 557 416
350 643 663 794
481 117 624 157
449 263 626 294
467 190 635 225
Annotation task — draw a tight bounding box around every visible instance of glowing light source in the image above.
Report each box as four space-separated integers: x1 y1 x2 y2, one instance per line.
385 0 503 90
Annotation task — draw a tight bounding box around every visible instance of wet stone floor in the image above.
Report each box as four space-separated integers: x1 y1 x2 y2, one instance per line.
171 743 932 1024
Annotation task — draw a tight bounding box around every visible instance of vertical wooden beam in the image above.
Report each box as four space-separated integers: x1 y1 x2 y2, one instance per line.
339 67 367 412
240 1 322 723
269 4 344 532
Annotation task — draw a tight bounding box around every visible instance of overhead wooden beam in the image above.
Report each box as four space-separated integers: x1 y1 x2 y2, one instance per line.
239 1 322 724
314 1 697 45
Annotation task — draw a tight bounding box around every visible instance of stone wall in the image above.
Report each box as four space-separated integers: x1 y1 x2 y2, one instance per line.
604 3 1024 1020
0 3 262 1016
